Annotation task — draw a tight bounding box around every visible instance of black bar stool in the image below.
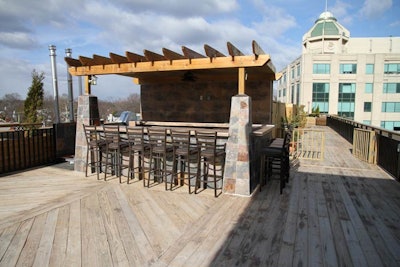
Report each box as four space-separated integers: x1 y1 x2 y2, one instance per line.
103 125 129 183
259 131 291 194
195 131 226 197
170 129 200 193
83 124 106 179
147 128 174 189
126 126 150 184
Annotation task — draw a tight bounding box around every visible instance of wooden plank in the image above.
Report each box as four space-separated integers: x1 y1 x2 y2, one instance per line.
110 52 129 64
97 189 130 267
125 51 147 63
64 201 81 267
32 209 59 267
80 192 113 267
204 44 225 58
48 205 70 267
15 213 47 266
64 57 82 67
144 49 166 62
252 40 265 58
227 41 244 58
181 46 206 59
0 218 34 267
0 224 19 261
109 186 153 265
238 67 245 94
307 177 323 267
93 54 113 65
162 48 185 60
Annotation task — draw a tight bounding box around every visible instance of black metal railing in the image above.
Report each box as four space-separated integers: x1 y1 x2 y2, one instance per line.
327 115 400 181
0 123 55 174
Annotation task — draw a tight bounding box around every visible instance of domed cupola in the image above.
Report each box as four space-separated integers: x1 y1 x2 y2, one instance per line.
302 11 350 53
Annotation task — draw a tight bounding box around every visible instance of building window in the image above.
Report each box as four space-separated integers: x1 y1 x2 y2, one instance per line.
338 83 356 118
363 120 371 125
291 85 295 103
366 64 374 74
340 63 357 74
364 102 372 112
381 102 400 112
312 83 329 113
296 83 300 106
278 90 281 97
380 121 400 131
283 88 286 97
297 65 301 77
283 73 286 82
383 83 400 93
313 63 330 74
384 63 400 74
365 83 373 94
291 69 295 79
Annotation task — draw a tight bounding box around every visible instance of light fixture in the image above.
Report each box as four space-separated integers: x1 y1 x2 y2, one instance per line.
89 75 97 85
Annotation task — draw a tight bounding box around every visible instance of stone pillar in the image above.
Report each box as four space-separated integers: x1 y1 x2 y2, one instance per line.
223 94 252 196
74 95 100 172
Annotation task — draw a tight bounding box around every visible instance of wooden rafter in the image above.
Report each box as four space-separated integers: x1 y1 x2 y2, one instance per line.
252 40 265 59
204 44 225 58
162 48 185 61
144 50 165 62
64 57 82 67
79 56 96 66
126 51 146 63
110 53 129 64
182 46 206 59
227 42 244 60
93 54 113 65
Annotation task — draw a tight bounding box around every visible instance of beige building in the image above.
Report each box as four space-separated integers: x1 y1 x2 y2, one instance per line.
277 11 400 130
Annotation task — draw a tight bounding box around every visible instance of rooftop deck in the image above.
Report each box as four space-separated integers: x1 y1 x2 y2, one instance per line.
0 126 399 266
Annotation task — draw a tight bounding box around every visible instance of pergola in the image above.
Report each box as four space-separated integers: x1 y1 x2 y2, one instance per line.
65 40 277 94
66 40 278 196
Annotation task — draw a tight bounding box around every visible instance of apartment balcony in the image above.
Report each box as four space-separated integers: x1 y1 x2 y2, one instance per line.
0 122 399 266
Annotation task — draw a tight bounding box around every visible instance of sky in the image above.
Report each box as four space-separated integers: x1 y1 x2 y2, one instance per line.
0 0 399 101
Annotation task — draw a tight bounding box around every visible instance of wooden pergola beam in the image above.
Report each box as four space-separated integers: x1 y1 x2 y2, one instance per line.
126 51 147 63
68 54 272 76
110 53 129 64
79 56 96 66
162 48 185 61
252 40 265 59
227 42 244 60
182 46 206 59
93 54 113 66
204 44 225 58
144 49 166 62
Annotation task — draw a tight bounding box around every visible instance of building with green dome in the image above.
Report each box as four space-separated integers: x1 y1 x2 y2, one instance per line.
277 11 400 130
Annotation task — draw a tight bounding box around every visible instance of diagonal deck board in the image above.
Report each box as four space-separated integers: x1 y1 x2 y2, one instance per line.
0 126 400 266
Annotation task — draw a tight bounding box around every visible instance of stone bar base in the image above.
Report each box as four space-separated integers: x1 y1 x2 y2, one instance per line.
74 95 100 172
223 94 252 196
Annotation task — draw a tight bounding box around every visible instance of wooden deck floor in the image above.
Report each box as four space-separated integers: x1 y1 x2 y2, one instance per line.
0 126 399 267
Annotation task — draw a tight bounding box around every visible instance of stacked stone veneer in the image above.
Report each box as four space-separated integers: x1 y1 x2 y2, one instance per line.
223 95 253 196
74 95 100 172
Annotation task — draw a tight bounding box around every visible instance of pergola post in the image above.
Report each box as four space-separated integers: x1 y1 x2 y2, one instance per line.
223 94 252 196
238 67 246 94
85 75 91 95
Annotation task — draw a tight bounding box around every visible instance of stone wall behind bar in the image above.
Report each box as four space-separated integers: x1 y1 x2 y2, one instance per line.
141 80 272 123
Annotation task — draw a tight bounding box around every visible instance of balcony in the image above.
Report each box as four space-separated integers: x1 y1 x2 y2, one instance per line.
0 122 399 266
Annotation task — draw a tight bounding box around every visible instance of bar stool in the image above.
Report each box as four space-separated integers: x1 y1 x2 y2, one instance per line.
147 128 174 189
170 129 200 193
103 125 129 183
195 131 226 197
259 131 291 194
126 126 150 184
83 124 106 179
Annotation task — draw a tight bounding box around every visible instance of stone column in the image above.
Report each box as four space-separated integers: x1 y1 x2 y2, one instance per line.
223 94 252 196
74 95 100 172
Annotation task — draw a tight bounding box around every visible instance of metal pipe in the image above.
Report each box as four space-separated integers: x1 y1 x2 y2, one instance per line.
49 45 60 123
65 48 74 122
